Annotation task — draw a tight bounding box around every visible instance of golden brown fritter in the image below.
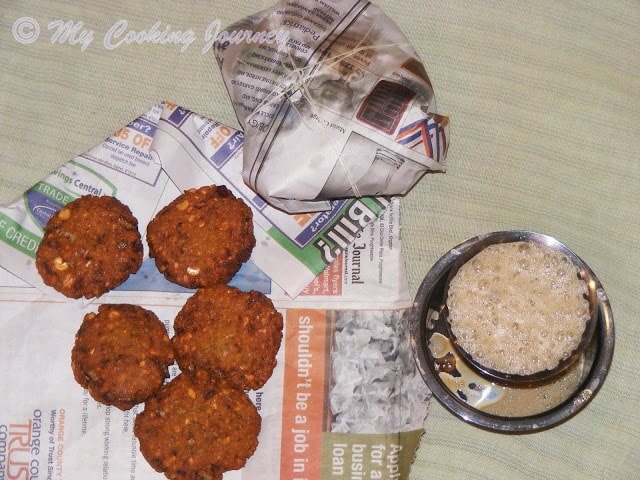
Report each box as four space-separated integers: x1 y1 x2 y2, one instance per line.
134 374 261 479
71 304 174 410
172 285 283 391
146 185 255 288
36 195 143 299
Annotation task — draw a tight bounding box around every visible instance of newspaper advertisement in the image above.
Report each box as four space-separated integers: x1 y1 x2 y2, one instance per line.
0 103 431 480
214 0 449 213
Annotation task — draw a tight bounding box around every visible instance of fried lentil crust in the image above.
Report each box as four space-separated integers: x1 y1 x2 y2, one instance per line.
35 195 143 299
71 304 174 410
134 374 261 478
146 185 255 288
172 285 283 391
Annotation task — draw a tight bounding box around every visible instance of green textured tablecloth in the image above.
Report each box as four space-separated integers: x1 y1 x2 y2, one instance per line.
1 1 638 478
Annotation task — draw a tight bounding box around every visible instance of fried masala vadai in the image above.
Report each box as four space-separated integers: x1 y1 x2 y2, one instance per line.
171 285 283 391
146 185 255 288
35 195 143 299
134 374 261 479
71 303 174 410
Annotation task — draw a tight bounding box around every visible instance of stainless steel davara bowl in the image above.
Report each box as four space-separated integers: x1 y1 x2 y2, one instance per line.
409 230 615 433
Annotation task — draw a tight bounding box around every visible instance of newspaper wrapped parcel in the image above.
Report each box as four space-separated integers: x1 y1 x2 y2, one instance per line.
215 0 449 213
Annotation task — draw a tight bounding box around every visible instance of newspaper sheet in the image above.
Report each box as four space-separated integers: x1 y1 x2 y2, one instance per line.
0 102 389 299
0 103 431 480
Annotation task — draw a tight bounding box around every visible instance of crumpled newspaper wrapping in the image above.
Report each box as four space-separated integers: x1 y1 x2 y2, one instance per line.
214 0 449 213
330 309 431 433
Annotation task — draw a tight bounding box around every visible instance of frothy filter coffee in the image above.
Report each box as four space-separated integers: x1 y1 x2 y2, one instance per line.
446 241 590 376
